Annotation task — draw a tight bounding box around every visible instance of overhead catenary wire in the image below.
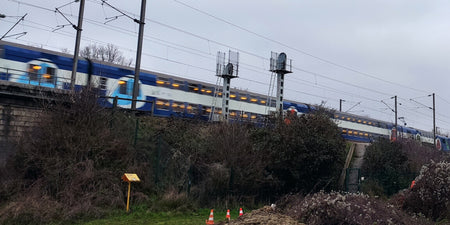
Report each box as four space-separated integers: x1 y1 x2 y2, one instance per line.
3 0 447 132
4 2 398 102
171 0 431 95
5 0 406 100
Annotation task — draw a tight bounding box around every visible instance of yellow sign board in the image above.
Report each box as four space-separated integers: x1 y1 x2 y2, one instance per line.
122 173 140 182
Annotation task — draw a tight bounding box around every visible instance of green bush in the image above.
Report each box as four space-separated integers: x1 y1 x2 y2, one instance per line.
262 109 346 194
362 138 415 196
362 138 448 197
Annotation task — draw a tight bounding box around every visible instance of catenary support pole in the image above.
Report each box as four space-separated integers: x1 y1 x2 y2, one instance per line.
131 0 147 110
70 0 85 91
394 95 397 138
433 93 436 146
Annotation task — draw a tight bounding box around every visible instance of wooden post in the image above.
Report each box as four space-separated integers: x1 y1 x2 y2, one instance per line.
126 181 131 212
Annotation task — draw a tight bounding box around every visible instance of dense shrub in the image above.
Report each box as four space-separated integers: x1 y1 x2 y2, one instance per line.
0 89 140 224
134 109 346 206
0 93 348 223
363 139 415 196
261 110 346 194
403 161 450 221
362 138 448 197
280 191 431 225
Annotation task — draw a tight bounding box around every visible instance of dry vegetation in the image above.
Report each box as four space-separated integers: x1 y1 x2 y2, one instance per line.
278 192 431 225
0 90 449 225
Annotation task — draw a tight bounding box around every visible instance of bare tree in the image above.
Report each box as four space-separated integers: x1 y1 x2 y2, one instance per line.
80 43 133 66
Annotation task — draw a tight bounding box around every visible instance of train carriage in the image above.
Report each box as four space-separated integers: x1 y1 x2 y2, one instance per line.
1 40 448 151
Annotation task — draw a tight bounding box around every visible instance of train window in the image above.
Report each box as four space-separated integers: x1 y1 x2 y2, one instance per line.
230 111 237 117
213 108 222 115
172 80 183 88
156 77 169 86
99 77 107 90
335 115 339 118
348 130 353 135
240 112 249 118
347 117 351 121
155 99 170 110
117 80 136 96
364 133 369 137
354 131 358 135
352 118 356 122
201 106 208 115
341 116 345 120
118 80 127 94
45 67 55 84
28 64 40 81
363 121 367 124
368 121 372 125
357 119 362 123
187 104 196 114
249 95 258 103
201 87 213 95
260 99 267 105
240 96 248 101
250 114 257 120
155 100 165 109
189 83 199 92
230 92 237 99
172 102 185 112
342 129 347 133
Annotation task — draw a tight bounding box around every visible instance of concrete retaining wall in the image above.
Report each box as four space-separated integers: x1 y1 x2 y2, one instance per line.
0 105 42 165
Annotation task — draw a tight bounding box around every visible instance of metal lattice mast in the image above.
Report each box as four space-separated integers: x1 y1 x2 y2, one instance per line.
216 51 239 122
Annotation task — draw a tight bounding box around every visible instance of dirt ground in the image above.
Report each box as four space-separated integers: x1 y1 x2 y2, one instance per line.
216 206 304 225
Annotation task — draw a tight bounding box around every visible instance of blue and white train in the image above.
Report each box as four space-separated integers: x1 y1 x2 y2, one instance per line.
0 40 448 152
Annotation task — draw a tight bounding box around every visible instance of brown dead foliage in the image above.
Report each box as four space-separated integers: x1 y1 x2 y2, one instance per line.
279 192 432 225
217 206 302 225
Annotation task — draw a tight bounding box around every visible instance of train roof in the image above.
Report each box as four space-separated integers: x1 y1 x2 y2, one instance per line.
0 40 267 97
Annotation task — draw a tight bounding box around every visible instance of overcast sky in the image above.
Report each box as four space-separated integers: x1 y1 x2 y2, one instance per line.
1 0 450 134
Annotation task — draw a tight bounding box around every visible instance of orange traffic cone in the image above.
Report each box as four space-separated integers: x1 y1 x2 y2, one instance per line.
239 208 243 216
226 209 231 221
206 209 214 224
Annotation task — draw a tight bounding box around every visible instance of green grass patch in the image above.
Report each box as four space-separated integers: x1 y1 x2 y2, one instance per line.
80 207 240 225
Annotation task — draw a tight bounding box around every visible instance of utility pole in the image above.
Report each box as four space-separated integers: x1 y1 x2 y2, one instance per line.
339 99 345 112
394 95 397 135
70 0 85 91
432 93 436 146
131 0 147 110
